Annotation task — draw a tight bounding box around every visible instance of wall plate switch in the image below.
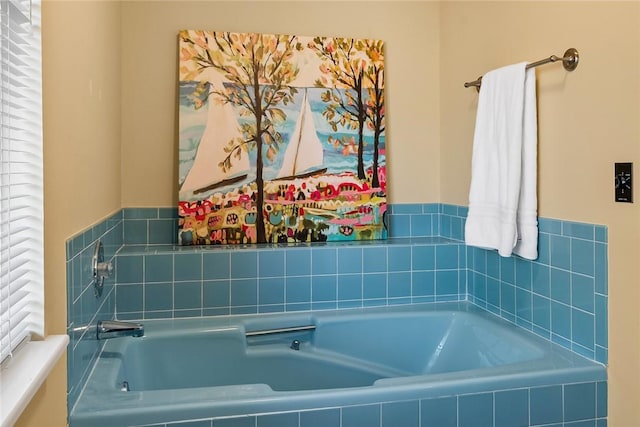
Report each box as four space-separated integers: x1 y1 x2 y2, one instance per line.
615 162 633 203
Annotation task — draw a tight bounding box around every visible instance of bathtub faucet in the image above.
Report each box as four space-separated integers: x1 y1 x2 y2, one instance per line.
97 320 144 340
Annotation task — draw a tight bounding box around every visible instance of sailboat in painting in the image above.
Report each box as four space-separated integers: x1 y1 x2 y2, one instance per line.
275 89 327 180
180 87 250 198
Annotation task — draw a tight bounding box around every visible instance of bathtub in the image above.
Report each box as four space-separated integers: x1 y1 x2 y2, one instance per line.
69 302 605 427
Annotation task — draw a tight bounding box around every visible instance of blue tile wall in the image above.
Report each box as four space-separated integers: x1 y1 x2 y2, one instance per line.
467 214 609 364
131 380 607 427
110 204 608 366
66 210 122 411
68 204 608 426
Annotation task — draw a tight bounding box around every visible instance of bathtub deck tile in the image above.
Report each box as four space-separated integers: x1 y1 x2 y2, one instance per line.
342 404 380 427
381 400 419 427
421 396 457 427
299 408 340 427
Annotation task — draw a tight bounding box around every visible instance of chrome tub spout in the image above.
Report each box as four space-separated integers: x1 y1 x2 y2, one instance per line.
97 320 144 340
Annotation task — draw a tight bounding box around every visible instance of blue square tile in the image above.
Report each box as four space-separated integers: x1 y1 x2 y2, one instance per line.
440 214 452 238
515 258 532 290
531 264 550 297
412 271 435 297
388 246 411 271
436 245 458 269
539 218 562 234
412 245 435 271
564 222 594 240
495 389 529 427
458 393 493 427
258 250 285 277
486 277 500 308
597 381 607 418
285 276 311 303
145 254 173 283
342 404 380 427
312 248 337 275
300 408 340 427
174 281 202 310
500 282 515 314
123 220 147 244
388 272 411 298
392 204 422 214
442 204 458 216
203 280 230 308
564 382 596 422
363 273 386 299
550 235 571 270
486 251 500 279
550 268 570 304
148 219 176 244
533 295 551 331
538 232 551 265
124 207 158 219
389 214 410 238
515 288 532 322
116 256 143 284
338 247 363 273
572 238 595 276
594 243 607 295
215 416 256 427
410 214 432 237
595 226 607 243
258 277 285 305
231 251 257 279
473 273 487 302
144 282 173 311
551 301 571 339
382 400 419 427
286 248 311 276
500 256 515 284
595 295 607 348
436 270 458 297
451 217 464 240
169 420 211 427
174 253 202 281
363 247 387 273
311 275 336 302
530 385 563 425
421 396 457 427
115 284 143 313
572 309 594 350
257 412 299 427
203 252 230 280
230 278 257 307
572 274 595 313
338 274 362 301
423 203 440 214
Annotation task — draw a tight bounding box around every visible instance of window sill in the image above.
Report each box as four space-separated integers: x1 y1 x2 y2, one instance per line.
0 335 69 427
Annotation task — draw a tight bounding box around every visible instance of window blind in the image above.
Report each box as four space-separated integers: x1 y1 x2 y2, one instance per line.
0 0 44 363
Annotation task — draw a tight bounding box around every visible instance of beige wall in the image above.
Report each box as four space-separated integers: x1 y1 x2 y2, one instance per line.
441 2 640 425
19 1 640 426
16 1 123 426
120 1 441 206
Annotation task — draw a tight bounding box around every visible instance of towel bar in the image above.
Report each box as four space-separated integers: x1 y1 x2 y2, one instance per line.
464 48 579 90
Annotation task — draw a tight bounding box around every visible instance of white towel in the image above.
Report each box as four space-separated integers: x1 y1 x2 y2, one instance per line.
465 62 538 260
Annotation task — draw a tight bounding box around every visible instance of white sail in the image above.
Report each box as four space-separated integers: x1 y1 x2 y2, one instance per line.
276 90 324 179
180 86 250 198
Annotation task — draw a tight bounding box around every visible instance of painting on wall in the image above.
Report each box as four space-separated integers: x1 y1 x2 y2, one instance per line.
178 30 387 245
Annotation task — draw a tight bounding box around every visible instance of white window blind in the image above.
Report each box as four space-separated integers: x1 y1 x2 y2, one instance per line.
0 0 44 364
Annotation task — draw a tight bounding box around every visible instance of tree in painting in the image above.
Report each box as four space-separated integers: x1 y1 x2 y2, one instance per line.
362 39 385 188
179 31 302 243
308 37 385 187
